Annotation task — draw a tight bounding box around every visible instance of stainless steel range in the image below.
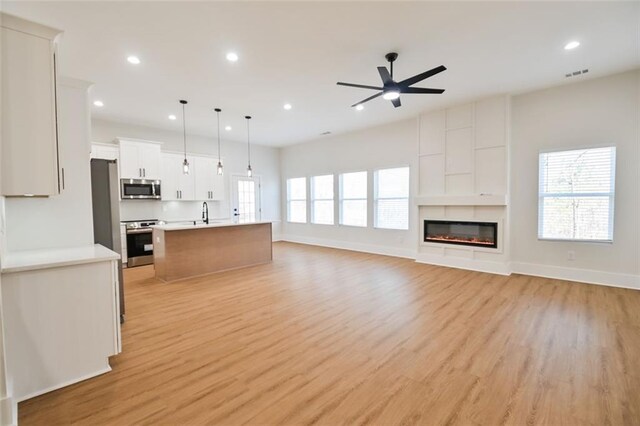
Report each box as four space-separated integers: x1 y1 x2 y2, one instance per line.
124 219 160 267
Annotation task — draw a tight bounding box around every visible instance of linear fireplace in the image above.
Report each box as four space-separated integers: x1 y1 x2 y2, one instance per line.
424 220 498 249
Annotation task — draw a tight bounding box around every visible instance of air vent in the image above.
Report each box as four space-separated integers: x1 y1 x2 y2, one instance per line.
320 131 331 136
565 69 589 78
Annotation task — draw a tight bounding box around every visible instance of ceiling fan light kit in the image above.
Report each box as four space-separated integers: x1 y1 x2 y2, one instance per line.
337 52 446 108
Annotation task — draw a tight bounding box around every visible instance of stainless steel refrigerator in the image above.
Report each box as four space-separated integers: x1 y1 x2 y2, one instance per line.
91 159 125 323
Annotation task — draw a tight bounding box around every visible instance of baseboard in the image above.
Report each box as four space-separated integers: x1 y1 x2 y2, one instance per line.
510 261 640 290
415 252 511 275
0 395 16 426
15 365 112 403
279 235 639 290
279 234 416 259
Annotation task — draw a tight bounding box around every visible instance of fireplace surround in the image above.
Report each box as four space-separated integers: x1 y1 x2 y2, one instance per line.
424 220 498 249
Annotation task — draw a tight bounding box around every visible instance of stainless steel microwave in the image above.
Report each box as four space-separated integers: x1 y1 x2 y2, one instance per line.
120 179 161 199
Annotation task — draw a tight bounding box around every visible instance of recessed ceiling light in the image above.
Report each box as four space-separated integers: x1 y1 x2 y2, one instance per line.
225 126 232 131
93 100 104 107
382 91 400 100
226 52 239 62
564 41 580 50
127 55 141 64
355 104 364 111
283 103 292 110
168 114 177 120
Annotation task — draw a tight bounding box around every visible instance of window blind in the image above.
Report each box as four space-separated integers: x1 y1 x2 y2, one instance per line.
339 171 367 227
538 146 616 241
287 177 307 223
374 167 409 230
311 175 334 225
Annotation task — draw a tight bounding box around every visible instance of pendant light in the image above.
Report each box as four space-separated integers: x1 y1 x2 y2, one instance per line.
245 115 252 177
180 100 189 174
214 108 223 175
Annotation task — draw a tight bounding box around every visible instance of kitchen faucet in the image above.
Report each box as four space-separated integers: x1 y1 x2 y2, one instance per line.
202 202 209 225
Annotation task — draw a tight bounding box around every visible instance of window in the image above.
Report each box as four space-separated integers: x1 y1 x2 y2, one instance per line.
311 175 334 225
287 177 307 223
339 171 367 227
538 147 616 241
374 167 409 230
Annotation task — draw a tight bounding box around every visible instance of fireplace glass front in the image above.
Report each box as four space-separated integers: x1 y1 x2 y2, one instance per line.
424 220 498 248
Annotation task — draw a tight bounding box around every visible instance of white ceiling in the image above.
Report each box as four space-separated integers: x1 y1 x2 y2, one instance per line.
4 1 639 147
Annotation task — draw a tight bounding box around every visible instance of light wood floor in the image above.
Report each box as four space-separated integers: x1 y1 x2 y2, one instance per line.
19 242 640 425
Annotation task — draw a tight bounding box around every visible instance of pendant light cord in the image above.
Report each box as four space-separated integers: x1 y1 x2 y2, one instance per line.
216 110 221 160
182 102 187 160
246 116 251 167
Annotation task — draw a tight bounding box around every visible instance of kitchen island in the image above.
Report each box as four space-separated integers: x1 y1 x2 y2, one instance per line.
152 221 272 281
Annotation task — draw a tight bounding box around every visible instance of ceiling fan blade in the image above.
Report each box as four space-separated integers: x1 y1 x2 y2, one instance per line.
400 87 445 94
391 98 401 108
351 92 383 107
337 82 383 90
398 65 447 88
377 66 392 84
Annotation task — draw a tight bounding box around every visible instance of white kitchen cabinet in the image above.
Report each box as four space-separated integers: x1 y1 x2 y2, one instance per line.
117 139 162 180
161 153 195 200
91 143 119 161
1 13 63 196
1 245 121 402
194 156 226 201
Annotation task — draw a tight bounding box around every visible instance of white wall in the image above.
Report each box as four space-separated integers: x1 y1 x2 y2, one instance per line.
91 119 282 237
510 70 640 286
4 79 95 252
279 118 418 258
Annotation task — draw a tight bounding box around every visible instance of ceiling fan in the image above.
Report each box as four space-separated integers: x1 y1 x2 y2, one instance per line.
337 52 446 108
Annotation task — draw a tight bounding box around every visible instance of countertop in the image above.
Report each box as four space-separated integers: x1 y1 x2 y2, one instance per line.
1 244 120 274
152 220 272 232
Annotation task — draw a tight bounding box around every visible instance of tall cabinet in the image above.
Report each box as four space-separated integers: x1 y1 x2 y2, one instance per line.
1 13 63 196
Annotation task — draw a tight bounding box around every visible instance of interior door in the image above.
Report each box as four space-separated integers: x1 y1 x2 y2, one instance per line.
231 175 261 223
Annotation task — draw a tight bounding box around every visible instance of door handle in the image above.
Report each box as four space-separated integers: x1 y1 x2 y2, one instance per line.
139 168 142 177
176 190 179 199
61 167 65 190
143 168 146 177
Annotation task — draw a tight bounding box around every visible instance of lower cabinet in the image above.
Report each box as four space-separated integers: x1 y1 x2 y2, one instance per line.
1 257 121 402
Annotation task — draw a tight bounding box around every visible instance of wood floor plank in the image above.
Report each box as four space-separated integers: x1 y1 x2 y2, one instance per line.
17 242 640 425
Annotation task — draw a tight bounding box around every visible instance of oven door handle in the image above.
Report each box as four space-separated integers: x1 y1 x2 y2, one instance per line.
126 228 153 234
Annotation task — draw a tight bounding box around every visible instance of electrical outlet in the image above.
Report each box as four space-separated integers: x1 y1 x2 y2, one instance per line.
567 250 576 261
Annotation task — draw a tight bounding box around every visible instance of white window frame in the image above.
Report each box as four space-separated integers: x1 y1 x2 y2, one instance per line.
310 174 334 225
537 146 616 243
286 177 307 223
373 166 410 230
339 171 368 227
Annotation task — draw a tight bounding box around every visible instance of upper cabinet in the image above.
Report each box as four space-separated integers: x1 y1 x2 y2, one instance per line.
91 143 119 161
117 139 162 180
161 153 195 201
194 156 225 201
1 13 63 196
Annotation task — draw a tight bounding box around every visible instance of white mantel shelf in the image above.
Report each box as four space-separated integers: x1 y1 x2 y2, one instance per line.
415 194 508 207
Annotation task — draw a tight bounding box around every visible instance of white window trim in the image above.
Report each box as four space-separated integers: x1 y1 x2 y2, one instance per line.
537 146 616 243
373 166 410 230
339 171 368 228
310 175 334 225
286 177 307 223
